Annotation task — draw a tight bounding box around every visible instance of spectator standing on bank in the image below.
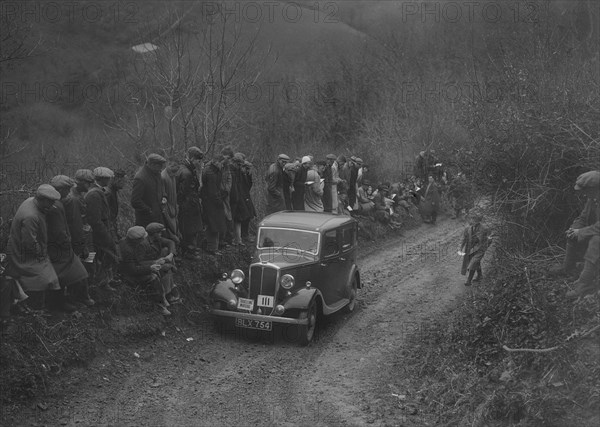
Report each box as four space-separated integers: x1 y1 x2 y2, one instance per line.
220 146 235 246
131 154 166 227
86 167 118 291
177 147 204 258
48 175 94 310
106 169 126 241
201 155 227 256
161 158 181 246
64 169 94 260
460 211 490 286
231 153 255 246
5 185 62 310
305 161 324 212
550 171 600 298
265 154 289 215
293 157 312 211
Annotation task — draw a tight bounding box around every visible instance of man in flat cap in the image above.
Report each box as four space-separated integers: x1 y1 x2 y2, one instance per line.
265 154 290 215
64 169 94 261
201 154 228 256
552 171 600 298
241 160 257 242
5 185 62 310
292 156 312 211
107 168 127 242
48 176 94 310
146 222 180 304
230 153 255 246
86 167 118 291
304 160 324 212
131 154 166 227
220 146 235 247
177 147 204 258
118 226 170 315
161 158 181 247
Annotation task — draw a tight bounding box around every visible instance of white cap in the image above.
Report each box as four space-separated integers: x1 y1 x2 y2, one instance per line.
301 156 312 164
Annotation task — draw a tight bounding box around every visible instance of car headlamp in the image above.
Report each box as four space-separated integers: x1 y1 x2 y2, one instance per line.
280 274 295 290
230 269 245 284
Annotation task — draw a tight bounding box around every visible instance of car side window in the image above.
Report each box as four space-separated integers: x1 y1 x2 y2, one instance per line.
342 227 355 251
322 230 339 258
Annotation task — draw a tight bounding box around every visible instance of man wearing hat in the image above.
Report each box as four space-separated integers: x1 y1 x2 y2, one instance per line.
460 210 490 286
357 179 375 214
265 154 290 215
292 156 312 211
131 153 166 227
86 167 118 291
552 171 600 298
373 183 392 223
304 160 325 212
47 175 94 310
419 175 441 224
5 185 62 310
64 169 94 260
230 153 255 245
201 154 228 255
145 222 180 305
240 160 257 241
220 146 235 247
177 146 204 257
118 226 170 315
161 158 181 247
283 160 299 210
107 168 127 241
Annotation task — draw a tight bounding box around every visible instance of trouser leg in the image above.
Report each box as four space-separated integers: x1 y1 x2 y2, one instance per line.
206 229 219 252
234 222 242 244
563 239 579 272
465 269 476 285
0 277 13 318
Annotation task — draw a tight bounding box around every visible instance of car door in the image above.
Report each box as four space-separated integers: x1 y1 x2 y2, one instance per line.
318 228 347 307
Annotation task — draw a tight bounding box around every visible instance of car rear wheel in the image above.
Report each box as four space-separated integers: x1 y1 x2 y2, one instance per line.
298 299 317 346
343 275 358 313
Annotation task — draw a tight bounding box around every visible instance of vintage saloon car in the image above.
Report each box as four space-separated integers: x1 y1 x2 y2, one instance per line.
209 211 361 345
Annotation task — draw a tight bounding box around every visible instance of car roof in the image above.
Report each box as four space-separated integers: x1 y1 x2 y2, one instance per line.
259 211 357 232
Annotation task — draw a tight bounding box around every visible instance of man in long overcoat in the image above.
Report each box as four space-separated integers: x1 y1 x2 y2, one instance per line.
64 169 94 259
48 175 94 310
131 154 166 227
460 211 490 286
161 158 181 246
419 175 441 224
230 153 255 245
86 167 118 290
292 157 311 211
551 171 600 298
5 185 62 309
201 155 228 255
265 154 289 215
177 147 204 257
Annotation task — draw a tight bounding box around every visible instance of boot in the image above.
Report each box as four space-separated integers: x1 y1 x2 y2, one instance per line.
549 242 579 277
566 261 599 298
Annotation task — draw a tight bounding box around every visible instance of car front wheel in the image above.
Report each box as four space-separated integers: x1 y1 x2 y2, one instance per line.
298 299 317 346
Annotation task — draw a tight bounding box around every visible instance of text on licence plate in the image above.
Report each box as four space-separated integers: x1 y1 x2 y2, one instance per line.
235 318 272 331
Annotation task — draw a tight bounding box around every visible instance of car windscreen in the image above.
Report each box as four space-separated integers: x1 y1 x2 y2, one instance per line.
257 227 320 255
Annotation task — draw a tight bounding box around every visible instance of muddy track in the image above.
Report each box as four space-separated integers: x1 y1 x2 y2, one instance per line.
16 217 469 427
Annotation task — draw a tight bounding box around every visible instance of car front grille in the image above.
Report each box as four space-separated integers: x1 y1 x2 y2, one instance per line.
249 265 278 302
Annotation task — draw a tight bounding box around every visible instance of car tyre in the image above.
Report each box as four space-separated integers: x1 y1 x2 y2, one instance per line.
343 275 358 313
298 299 317 346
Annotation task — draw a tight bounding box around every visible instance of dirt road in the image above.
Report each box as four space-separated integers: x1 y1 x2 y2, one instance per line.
18 218 469 427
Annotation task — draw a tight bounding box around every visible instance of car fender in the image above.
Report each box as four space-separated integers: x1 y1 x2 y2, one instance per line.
210 279 238 304
350 264 361 289
283 287 320 312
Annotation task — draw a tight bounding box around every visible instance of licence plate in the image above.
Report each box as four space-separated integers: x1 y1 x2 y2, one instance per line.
237 298 254 311
235 318 272 331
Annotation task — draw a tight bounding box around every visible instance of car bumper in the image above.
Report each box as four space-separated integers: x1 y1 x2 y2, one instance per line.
210 309 308 325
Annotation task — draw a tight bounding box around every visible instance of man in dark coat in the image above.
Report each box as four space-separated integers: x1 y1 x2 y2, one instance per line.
551 171 600 298
292 156 311 211
240 160 257 242
201 155 228 255
107 169 126 241
419 175 441 224
64 169 94 260
322 156 334 212
145 222 179 305
230 153 255 245
177 146 204 257
348 157 360 210
265 154 289 215
5 185 62 310
131 153 166 227
220 146 235 246
161 159 181 246
86 167 118 291
460 211 490 286
48 175 94 310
